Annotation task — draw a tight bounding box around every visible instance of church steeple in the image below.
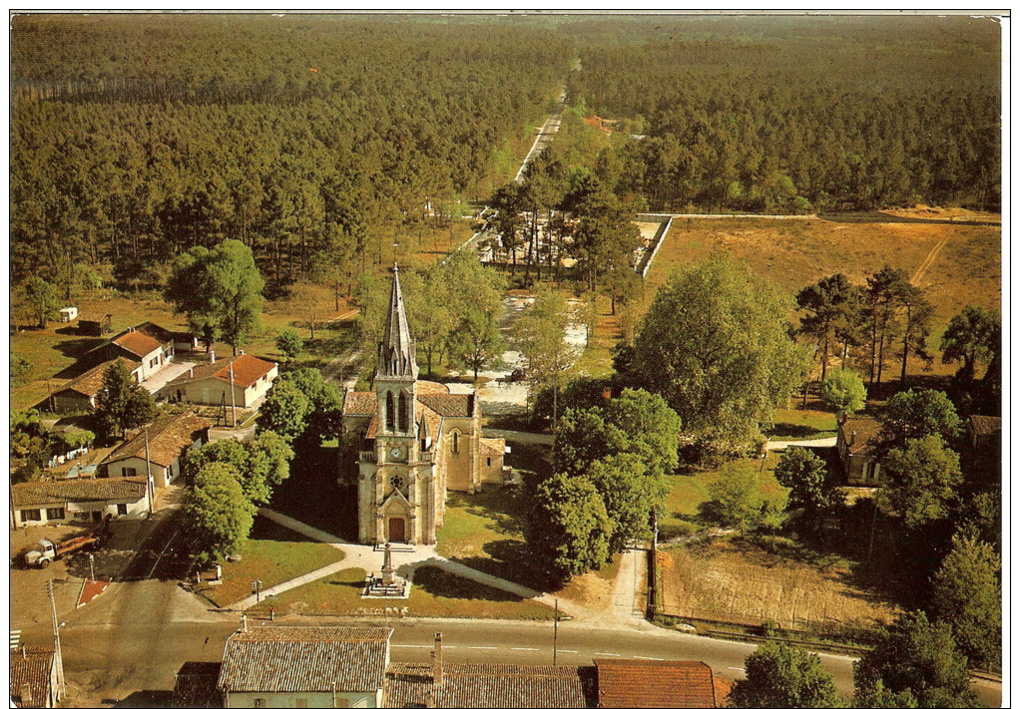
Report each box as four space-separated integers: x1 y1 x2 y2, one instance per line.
377 263 418 381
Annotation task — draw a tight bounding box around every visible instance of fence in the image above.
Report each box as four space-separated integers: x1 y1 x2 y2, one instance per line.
635 215 672 278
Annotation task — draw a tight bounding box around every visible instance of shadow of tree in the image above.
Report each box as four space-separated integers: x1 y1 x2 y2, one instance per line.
412 565 524 602
818 211 1000 227
770 423 828 439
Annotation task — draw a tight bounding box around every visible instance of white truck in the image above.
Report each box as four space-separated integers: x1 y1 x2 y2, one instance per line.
24 533 98 569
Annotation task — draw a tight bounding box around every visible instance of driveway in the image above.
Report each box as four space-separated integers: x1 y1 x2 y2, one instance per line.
140 361 194 397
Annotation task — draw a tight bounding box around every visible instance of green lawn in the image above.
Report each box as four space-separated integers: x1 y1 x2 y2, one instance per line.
435 485 553 592
770 408 838 441
659 457 782 539
197 515 345 607
250 565 556 620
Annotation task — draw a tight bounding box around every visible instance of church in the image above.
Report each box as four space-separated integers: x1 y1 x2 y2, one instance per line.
340 265 507 545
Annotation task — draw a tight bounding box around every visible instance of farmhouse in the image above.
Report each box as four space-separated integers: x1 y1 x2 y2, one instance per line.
165 353 278 409
836 416 883 486
9 647 59 708
47 358 142 413
11 476 151 526
75 323 178 382
104 412 213 488
217 626 392 708
341 265 506 545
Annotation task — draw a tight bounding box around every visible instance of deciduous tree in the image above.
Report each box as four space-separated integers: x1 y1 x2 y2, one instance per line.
940 305 1000 381
854 612 979 708
633 255 811 454
527 473 612 584
879 435 962 529
878 389 963 450
184 462 255 563
729 641 840 708
820 368 867 417
275 328 304 362
931 535 1001 668
773 446 845 521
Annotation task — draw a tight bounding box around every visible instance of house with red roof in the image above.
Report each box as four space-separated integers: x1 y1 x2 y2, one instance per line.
72 321 185 382
9 647 59 708
164 353 278 409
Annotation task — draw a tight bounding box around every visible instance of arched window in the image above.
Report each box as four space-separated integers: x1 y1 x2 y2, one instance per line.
398 391 409 432
386 391 395 431
452 430 460 454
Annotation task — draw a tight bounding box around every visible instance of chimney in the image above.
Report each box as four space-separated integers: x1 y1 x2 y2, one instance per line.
431 632 443 684
209 351 216 363
20 683 32 706
241 614 248 633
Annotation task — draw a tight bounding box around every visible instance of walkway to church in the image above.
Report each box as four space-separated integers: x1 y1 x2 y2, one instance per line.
223 509 604 623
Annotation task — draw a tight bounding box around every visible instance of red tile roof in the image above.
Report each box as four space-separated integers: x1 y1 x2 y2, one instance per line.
838 416 883 456
217 626 391 694
479 438 506 457
595 659 717 708
113 330 165 358
12 476 149 507
385 663 593 708
105 413 213 468
417 380 451 395
171 354 277 389
344 391 378 416
9 648 54 708
419 393 474 418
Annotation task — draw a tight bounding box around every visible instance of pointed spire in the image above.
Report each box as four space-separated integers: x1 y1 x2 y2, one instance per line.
377 263 418 380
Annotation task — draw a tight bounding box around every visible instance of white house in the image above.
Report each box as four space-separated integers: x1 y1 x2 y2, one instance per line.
217 626 392 708
166 353 279 409
11 476 152 527
104 412 213 488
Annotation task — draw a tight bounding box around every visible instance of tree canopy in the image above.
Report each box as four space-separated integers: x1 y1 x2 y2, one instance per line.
879 435 962 529
257 367 344 447
93 360 158 439
166 239 265 353
184 461 256 563
930 535 1001 668
940 305 1000 381
633 255 810 454
729 641 840 708
878 389 963 450
820 368 867 417
773 446 845 522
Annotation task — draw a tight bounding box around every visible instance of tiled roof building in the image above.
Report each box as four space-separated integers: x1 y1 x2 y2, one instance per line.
595 659 718 708
12 476 150 526
104 412 212 488
385 663 595 708
836 416 884 486
217 626 391 707
165 353 279 409
9 648 58 708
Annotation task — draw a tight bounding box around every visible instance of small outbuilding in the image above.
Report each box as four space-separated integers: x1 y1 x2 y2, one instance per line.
58 307 78 323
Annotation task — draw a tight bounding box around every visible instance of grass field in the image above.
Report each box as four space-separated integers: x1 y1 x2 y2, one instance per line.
196 514 345 607
249 565 556 620
641 209 1001 381
659 536 899 637
770 408 838 440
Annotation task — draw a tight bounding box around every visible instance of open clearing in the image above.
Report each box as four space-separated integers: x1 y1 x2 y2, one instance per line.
659 537 899 636
641 209 1000 378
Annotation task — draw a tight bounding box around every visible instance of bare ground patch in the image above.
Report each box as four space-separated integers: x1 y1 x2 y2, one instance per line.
659 537 898 637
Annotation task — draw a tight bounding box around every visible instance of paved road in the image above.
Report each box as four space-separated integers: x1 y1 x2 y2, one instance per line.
765 436 838 451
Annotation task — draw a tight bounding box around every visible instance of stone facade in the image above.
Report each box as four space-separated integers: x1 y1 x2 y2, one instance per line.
341 266 505 546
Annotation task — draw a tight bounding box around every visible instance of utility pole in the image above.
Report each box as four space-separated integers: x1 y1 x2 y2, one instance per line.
229 359 237 428
143 424 154 516
553 599 559 666
252 579 263 605
47 579 65 701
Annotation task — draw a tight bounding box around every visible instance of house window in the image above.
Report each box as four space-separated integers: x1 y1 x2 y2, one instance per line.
487 457 492 467
116 503 128 515
122 467 137 477
46 508 65 520
253 700 265 709
21 509 41 522
150 356 159 368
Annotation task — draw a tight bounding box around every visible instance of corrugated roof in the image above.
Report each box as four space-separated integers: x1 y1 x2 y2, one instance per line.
9 648 54 709
217 627 391 694
419 393 474 418
838 417 882 455
595 660 717 708
171 354 277 389
12 477 149 507
105 413 212 468
385 662 593 708
113 330 165 358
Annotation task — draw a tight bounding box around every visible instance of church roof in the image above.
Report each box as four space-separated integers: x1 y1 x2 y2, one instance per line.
377 265 418 379
419 393 474 418
479 438 506 457
343 391 378 416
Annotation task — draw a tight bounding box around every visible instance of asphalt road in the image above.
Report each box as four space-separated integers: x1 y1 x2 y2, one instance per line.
17 596 1003 707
